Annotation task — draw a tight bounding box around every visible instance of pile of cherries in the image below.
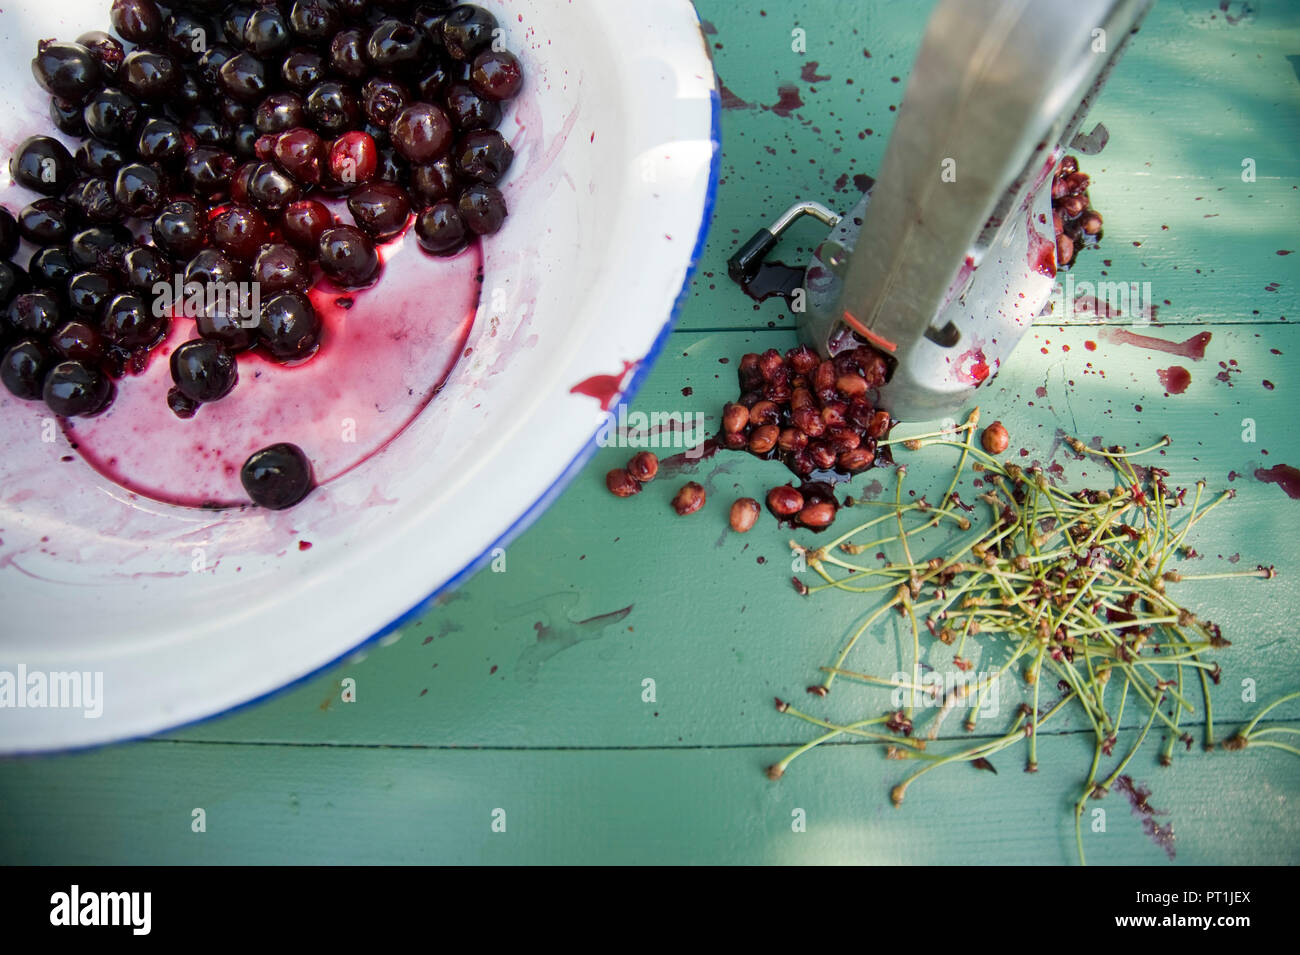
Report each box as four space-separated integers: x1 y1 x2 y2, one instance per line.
1 0 522 431
1051 155 1102 270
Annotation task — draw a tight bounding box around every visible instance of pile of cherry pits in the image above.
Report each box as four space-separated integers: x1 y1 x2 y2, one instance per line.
606 342 896 534
0 0 523 509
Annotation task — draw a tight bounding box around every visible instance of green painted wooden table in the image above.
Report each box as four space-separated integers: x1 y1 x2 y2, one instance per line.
2 0 1298 865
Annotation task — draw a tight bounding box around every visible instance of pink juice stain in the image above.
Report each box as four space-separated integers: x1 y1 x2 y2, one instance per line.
63 235 482 508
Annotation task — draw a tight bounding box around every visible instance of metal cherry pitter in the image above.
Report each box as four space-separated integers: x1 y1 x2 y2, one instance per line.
727 0 1152 422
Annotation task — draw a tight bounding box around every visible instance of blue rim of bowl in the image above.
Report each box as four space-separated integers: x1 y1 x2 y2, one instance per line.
16 70 724 758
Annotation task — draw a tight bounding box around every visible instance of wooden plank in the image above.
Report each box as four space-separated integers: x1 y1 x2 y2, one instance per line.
156 323 1299 749
680 0 1300 332
0 733 1294 864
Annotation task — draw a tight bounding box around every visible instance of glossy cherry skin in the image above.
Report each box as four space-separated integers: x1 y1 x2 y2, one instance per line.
209 205 271 263
243 7 291 58
50 97 89 136
305 81 362 136
281 49 326 91
11 136 76 195
51 320 106 363
280 199 333 255
246 161 304 212
184 248 243 288
82 88 142 143
123 245 173 295
219 52 270 103
152 200 208 262
440 4 498 61
390 102 452 162
28 247 77 293
255 92 308 135
347 181 411 241
240 442 315 509
410 156 458 202
252 242 310 295
101 292 167 348
443 83 500 130
76 31 125 81
113 162 168 217
470 49 523 101
327 130 377 184
6 292 64 339
43 358 115 416
288 0 343 44
64 176 122 224
328 29 368 80
137 118 186 166
1 340 53 401
67 270 117 317
454 129 513 183
75 139 127 178
170 337 238 402
110 0 164 45
273 127 326 185
414 200 467 256
317 225 379 287
367 19 425 75
120 49 180 101
257 291 321 362
458 183 507 235
32 41 103 103
18 199 73 246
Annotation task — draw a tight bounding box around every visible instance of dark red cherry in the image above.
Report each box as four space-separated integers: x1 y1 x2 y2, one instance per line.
257 290 321 361
328 28 368 80
210 205 270 262
153 200 208 262
347 181 411 241
6 292 64 339
443 82 500 130
252 241 310 294
454 129 513 183
170 337 238 402
273 127 326 184
11 136 76 196
414 200 467 256
240 441 315 509
440 4 498 62
281 199 333 255
50 97 89 137
390 102 452 162
410 155 458 202
288 0 343 43
68 271 117 317
120 49 180 101
28 247 77 293
327 130 377 184
76 31 125 81
243 7 291 58
219 52 270 102
32 41 103 103
75 139 127 178
470 49 522 101
317 224 378 287
367 19 425 75
43 359 114 416
51 320 106 363
123 246 172 296
83 88 142 143
255 92 308 135
184 248 243 288
18 199 73 245
458 183 507 235
110 0 164 44
246 161 303 212
281 49 326 91
305 81 362 136
114 163 167 217
137 118 186 165
362 76 408 126
183 147 238 199
101 292 167 348
1 340 53 401
64 176 123 224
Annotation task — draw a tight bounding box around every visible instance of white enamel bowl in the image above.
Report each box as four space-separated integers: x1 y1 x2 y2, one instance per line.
0 0 720 752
